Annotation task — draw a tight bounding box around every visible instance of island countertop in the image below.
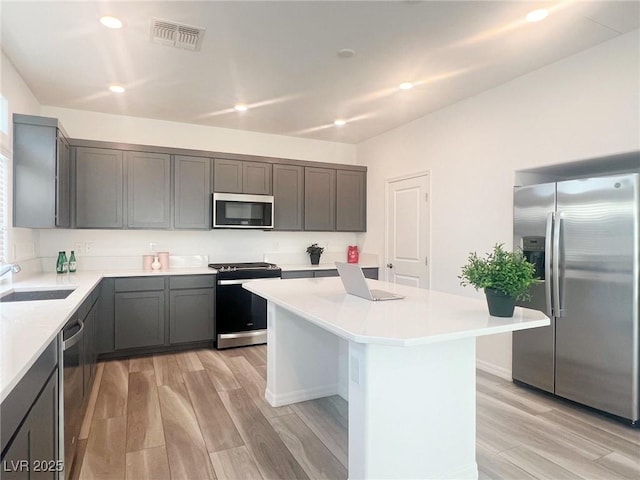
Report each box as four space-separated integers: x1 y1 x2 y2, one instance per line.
244 277 550 346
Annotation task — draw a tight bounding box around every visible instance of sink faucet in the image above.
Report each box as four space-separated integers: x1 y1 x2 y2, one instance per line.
0 263 21 278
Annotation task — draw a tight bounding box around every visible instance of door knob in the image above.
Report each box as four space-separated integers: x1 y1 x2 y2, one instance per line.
386 263 394 268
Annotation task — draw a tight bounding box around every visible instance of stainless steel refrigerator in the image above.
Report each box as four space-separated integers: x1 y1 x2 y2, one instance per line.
513 173 639 424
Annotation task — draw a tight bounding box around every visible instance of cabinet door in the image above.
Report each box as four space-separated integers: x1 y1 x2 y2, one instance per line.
174 156 211 229
55 133 71 228
304 167 336 231
13 122 57 228
214 159 243 193
362 268 379 280
273 164 303 230
82 301 98 397
1 426 29 479
97 278 115 355
243 161 272 195
127 152 171 228
169 288 214 344
115 291 165 350
27 372 58 480
1 372 58 480
336 170 366 232
75 147 124 228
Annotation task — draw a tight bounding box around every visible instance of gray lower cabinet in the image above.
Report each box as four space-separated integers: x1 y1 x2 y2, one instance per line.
214 159 273 195
127 152 171 228
103 275 216 354
75 147 124 228
115 290 165 350
13 114 70 228
281 267 378 279
1 341 58 480
174 155 211 229
273 164 304 230
336 170 366 232
169 275 215 344
304 167 336 231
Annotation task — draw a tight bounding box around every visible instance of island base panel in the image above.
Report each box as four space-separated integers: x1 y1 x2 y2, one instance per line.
348 338 478 479
266 303 341 406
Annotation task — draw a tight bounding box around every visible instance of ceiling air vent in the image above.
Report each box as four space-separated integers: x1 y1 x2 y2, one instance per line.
150 18 205 51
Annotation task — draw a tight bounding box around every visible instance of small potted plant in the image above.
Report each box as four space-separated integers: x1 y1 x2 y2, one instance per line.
459 243 537 317
306 243 324 265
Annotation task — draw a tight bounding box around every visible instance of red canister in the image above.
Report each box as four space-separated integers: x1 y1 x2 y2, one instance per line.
347 245 359 263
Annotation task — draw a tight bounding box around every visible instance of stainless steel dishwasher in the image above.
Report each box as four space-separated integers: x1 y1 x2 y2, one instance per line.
61 316 84 479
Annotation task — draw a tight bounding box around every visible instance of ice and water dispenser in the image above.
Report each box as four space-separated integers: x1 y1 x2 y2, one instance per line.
522 236 545 280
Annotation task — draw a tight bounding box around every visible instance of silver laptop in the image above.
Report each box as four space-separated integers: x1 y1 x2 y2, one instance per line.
335 262 405 301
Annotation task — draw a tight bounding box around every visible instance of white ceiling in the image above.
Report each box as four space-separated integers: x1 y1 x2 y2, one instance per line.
2 1 638 144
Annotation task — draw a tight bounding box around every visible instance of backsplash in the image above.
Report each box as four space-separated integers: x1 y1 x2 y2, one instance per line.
36 229 364 272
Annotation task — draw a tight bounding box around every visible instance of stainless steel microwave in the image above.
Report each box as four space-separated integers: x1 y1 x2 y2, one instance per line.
212 193 274 229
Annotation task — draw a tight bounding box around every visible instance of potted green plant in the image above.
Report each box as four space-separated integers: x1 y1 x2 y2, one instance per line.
459 243 537 317
306 243 324 265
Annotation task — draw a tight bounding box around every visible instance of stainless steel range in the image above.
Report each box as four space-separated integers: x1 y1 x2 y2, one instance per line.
208 262 281 349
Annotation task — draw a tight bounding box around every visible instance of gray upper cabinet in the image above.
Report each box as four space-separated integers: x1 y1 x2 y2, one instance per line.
304 167 336 231
214 159 272 195
214 159 243 193
75 147 124 228
126 151 171 228
13 114 70 228
243 161 272 194
174 155 211 229
336 169 366 232
273 164 303 230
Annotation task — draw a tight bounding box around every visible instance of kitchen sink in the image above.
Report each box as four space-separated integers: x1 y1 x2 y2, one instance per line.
0 289 76 302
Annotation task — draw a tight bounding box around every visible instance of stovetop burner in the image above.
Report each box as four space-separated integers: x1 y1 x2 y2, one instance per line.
208 262 279 272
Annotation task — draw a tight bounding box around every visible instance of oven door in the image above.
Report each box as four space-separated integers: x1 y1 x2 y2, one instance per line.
216 278 278 348
213 193 274 229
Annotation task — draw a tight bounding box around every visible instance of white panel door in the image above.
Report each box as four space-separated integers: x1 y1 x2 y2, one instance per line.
386 173 430 288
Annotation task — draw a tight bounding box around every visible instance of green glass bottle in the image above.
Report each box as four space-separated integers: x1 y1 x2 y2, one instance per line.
69 250 77 273
56 251 65 274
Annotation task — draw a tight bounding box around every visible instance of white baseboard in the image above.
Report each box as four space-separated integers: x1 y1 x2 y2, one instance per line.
265 384 338 407
476 359 512 380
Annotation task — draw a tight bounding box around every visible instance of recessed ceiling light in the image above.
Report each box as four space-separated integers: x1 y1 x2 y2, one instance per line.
398 82 414 90
234 104 248 112
526 9 549 23
334 119 346 127
100 16 123 29
337 48 356 59
109 85 125 93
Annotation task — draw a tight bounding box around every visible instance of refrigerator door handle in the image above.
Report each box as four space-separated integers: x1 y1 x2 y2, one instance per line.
553 211 565 317
545 212 554 318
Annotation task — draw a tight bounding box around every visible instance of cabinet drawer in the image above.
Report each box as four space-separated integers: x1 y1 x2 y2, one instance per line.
281 271 314 279
315 269 338 278
114 277 165 292
169 275 216 290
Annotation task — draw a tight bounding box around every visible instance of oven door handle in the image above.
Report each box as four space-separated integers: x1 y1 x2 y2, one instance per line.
218 277 281 286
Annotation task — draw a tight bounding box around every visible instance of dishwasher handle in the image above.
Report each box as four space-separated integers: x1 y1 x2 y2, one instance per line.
63 319 84 351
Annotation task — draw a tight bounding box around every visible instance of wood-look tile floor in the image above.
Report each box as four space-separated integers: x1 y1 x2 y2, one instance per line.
75 346 640 480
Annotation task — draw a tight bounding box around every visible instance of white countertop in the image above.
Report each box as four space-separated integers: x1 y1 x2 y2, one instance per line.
0 267 217 402
244 277 550 346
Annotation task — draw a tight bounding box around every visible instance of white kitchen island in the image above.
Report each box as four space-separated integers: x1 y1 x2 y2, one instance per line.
244 277 549 480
